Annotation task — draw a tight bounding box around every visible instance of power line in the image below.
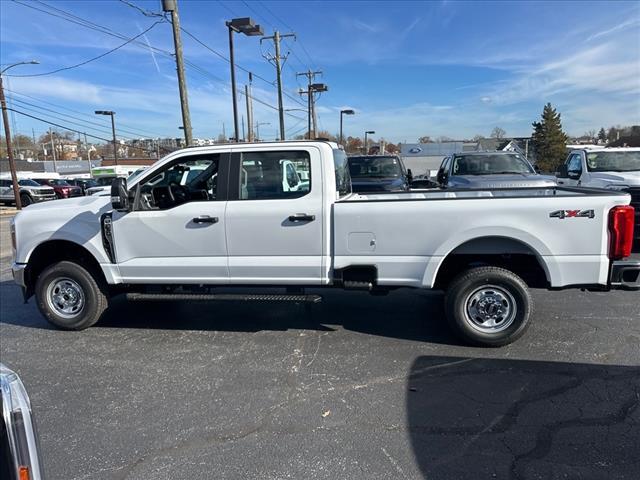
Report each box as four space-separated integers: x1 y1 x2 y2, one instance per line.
3 88 164 138
5 20 165 78
179 27 307 108
118 0 164 18
7 108 113 143
239 0 309 73
257 0 317 69
5 96 157 140
7 108 161 155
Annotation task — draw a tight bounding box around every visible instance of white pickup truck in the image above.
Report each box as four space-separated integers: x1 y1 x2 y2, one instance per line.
11 141 639 346
557 147 640 252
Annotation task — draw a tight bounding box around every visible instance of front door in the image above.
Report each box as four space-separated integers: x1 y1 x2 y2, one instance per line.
112 152 230 283
225 147 324 284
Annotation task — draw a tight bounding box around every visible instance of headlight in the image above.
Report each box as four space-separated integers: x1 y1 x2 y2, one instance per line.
606 184 630 191
1 364 44 480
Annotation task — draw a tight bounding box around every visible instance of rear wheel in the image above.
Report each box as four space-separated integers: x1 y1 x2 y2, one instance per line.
20 193 32 206
35 261 109 330
444 266 532 347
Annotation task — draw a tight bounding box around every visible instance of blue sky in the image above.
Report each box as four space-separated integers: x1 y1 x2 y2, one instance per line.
1 0 639 144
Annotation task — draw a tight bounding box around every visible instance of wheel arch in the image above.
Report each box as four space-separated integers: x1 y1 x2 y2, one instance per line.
23 240 107 300
432 235 551 289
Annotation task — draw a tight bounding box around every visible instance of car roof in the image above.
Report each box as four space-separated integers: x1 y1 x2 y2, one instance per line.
572 147 640 153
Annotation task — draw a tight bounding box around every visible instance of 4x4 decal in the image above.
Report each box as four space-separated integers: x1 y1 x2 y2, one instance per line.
549 209 595 219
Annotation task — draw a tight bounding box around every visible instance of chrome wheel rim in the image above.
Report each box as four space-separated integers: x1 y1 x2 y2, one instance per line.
464 285 517 333
46 277 85 319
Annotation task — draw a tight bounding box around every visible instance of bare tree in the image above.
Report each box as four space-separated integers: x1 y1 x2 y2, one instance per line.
491 127 506 139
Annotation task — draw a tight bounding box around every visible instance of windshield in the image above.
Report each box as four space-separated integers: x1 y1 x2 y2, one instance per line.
95 176 116 186
18 179 41 187
586 151 640 172
348 156 403 178
47 179 71 186
452 153 534 175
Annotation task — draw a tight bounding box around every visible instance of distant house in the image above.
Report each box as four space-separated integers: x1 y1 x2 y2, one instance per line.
607 136 640 148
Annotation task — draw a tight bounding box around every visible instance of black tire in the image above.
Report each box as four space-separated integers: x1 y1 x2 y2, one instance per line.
20 193 32 206
35 260 109 330
444 266 532 347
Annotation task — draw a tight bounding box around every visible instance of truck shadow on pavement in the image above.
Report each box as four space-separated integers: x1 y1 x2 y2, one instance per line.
100 288 461 345
0 280 460 345
406 355 640 480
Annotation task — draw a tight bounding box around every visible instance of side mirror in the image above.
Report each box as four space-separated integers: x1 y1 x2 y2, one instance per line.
111 177 129 211
568 170 582 180
407 168 413 183
534 165 541 174
556 165 568 178
436 170 446 185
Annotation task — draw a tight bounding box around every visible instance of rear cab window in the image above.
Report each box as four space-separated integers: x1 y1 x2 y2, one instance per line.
239 150 311 200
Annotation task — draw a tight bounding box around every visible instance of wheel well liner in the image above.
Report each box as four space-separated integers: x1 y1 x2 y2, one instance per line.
24 240 105 299
434 236 550 289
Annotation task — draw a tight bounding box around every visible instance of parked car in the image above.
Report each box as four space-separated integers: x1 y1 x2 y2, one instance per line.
10 141 639 347
36 179 83 199
0 178 56 206
1 363 45 480
64 178 99 195
437 152 556 189
557 147 640 251
347 155 411 192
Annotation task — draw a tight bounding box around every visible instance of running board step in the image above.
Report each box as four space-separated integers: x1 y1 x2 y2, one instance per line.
126 293 322 303
343 280 373 290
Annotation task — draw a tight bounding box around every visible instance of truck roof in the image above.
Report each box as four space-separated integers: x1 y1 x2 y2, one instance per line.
571 147 640 153
184 140 341 151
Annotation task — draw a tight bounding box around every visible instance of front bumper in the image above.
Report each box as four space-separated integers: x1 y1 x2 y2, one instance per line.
12 263 27 288
31 194 56 203
610 260 640 290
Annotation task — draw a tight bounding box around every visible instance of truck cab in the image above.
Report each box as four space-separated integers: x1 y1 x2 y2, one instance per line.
557 148 640 251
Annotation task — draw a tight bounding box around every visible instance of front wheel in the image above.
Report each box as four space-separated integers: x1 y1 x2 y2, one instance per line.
444 266 532 347
35 261 109 330
20 193 32 206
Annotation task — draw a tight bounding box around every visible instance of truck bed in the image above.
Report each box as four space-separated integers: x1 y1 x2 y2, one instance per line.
332 186 631 289
339 186 623 202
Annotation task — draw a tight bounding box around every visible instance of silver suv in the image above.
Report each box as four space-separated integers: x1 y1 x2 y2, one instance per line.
0 178 56 206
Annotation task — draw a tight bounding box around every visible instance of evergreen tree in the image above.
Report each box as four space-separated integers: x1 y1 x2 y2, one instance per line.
597 128 607 143
607 127 618 143
531 103 568 172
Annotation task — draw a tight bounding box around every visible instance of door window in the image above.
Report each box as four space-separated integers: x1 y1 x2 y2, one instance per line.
239 151 311 200
567 154 582 174
135 155 220 210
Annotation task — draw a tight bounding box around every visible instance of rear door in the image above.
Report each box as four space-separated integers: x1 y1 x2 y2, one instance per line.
225 147 324 284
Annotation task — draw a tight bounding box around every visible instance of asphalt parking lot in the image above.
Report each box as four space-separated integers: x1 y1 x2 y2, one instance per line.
1 214 639 480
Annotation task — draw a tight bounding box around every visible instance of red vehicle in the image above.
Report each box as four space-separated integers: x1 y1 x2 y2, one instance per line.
37 179 83 199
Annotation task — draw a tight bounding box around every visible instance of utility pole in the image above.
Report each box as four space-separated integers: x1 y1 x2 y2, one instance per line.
296 70 321 139
261 30 295 140
163 0 193 146
241 115 245 142
1 60 38 209
49 127 57 172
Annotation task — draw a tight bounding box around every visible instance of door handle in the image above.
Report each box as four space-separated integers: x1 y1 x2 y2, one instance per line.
288 213 315 222
192 215 219 224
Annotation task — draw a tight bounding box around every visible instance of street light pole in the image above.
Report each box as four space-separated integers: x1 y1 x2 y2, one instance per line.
95 111 117 165
339 109 355 146
226 18 263 142
0 60 39 210
255 121 270 141
364 130 375 155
